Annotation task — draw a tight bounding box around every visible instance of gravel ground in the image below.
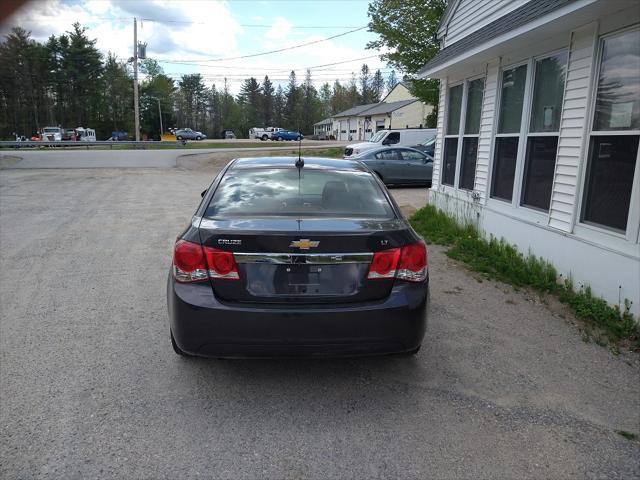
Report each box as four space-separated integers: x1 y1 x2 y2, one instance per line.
1 152 639 479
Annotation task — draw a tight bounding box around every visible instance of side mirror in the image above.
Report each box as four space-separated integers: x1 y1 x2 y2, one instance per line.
201 189 207 198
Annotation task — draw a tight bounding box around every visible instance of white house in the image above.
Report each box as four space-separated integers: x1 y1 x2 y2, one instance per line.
420 0 640 315
331 83 434 141
313 118 333 138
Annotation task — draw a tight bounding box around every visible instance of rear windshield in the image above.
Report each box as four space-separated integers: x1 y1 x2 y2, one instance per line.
205 168 395 219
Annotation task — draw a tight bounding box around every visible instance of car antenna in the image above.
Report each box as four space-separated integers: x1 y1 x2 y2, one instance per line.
295 126 304 169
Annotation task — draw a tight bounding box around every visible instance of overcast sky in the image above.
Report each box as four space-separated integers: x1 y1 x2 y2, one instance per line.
3 0 391 93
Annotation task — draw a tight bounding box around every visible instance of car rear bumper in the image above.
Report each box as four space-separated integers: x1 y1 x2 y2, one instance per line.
167 275 429 358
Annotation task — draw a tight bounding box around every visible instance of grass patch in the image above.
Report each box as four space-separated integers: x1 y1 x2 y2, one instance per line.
615 430 638 441
410 204 639 348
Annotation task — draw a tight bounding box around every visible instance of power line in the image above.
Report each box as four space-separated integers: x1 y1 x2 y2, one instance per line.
140 18 362 28
166 26 368 63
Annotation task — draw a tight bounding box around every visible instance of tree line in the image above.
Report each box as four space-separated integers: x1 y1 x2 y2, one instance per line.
0 24 399 140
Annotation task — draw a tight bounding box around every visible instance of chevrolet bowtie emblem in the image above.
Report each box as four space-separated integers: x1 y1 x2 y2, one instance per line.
290 239 320 250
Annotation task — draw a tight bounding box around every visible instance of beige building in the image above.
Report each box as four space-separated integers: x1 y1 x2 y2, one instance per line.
330 83 433 141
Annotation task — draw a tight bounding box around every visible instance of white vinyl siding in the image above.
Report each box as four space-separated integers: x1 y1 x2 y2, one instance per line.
432 78 447 188
443 0 530 47
475 60 500 198
547 23 598 232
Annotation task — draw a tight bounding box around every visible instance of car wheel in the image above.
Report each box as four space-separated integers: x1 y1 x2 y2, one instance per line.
196 136 202 141
170 330 190 356
261 135 268 141
277 136 283 141
426 180 432 189
176 135 183 140
296 136 302 141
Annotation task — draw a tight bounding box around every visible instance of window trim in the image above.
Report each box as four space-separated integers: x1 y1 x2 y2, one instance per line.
488 49 569 217
459 75 486 190
575 25 640 242
442 81 464 187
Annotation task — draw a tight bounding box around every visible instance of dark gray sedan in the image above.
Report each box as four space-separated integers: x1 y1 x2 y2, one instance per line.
352 147 433 187
167 156 429 358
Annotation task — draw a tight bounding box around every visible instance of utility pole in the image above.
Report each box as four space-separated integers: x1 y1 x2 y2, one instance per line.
133 17 140 142
157 98 163 137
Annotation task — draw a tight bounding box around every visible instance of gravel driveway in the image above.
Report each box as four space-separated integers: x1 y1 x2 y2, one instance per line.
1 152 638 479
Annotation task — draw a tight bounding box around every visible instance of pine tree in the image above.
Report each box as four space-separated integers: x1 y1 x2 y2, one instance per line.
359 64 372 104
347 73 360 107
284 70 301 129
386 70 398 92
371 69 385 102
262 75 274 126
318 82 332 118
274 84 285 127
301 69 320 134
239 77 263 133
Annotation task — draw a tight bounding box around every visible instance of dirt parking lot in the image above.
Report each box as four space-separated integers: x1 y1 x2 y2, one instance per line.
1 151 639 479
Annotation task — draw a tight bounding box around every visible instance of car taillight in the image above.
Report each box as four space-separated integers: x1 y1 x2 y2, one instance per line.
397 241 428 282
203 247 240 280
173 240 239 283
366 242 428 282
367 248 401 279
173 240 209 283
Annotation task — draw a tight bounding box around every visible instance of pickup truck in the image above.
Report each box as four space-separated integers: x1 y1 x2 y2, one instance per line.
249 127 283 141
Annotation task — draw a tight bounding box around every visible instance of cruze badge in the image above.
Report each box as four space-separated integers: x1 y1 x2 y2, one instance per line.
290 239 320 250
218 239 242 245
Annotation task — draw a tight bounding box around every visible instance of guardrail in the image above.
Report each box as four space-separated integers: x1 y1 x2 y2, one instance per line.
0 140 188 149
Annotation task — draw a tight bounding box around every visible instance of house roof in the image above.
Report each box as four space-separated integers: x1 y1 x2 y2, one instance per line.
313 117 332 126
332 103 379 118
419 0 573 76
357 99 418 116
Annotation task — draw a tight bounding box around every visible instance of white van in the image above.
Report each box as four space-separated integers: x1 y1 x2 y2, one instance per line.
343 128 436 158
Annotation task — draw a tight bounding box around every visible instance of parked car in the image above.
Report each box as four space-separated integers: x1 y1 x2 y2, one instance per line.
75 127 96 142
344 128 437 158
63 128 75 141
271 130 304 141
41 126 63 141
109 131 129 141
220 129 236 139
167 156 429 358
175 128 206 141
249 127 283 140
410 135 436 157
352 147 433 187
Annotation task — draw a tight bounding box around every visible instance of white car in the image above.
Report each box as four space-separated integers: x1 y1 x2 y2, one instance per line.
249 127 284 141
41 127 63 141
343 128 437 158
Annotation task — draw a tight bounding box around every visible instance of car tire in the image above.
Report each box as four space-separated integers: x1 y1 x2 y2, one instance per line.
401 344 421 356
276 136 283 141
176 135 183 140
296 136 302 141
170 330 191 356
426 180 432 189
261 135 268 141
196 136 202 141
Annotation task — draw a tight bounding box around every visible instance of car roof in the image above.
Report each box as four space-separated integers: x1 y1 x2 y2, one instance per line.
230 156 368 172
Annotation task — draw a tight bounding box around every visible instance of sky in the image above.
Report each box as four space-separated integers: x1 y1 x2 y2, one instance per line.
2 0 392 93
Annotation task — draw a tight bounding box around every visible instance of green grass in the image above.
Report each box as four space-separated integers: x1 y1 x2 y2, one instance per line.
410 204 639 348
615 430 638 441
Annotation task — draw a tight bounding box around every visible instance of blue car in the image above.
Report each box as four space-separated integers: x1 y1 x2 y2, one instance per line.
271 130 304 141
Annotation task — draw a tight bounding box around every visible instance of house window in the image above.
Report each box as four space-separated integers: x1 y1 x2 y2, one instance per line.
443 84 463 186
581 28 640 232
491 64 527 200
459 78 484 190
521 52 568 210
